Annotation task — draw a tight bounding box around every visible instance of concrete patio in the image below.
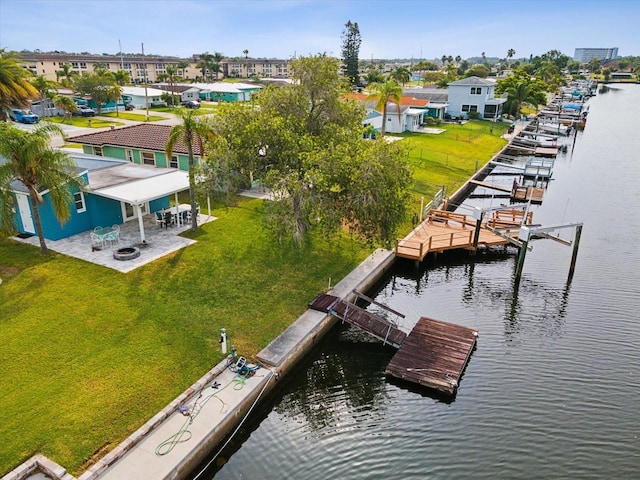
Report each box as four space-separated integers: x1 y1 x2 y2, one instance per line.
11 212 216 273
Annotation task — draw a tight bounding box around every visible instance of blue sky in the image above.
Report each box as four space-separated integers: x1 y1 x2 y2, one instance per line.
1 0 638 60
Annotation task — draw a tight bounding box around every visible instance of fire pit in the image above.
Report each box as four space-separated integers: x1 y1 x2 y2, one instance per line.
113 246 140 261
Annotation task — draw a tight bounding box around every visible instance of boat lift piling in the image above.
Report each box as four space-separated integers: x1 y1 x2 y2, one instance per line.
514 222 584 285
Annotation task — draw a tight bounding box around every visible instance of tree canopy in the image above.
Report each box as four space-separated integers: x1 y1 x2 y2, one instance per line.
208 55 412 247
73 71 117 113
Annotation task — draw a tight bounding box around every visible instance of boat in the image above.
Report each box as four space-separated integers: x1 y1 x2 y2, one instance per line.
537 122 572 135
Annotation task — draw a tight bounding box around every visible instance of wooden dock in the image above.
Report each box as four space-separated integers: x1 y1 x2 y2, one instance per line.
512 185 544 203
386 317 477 396
395 210 517 262
309 293 477 396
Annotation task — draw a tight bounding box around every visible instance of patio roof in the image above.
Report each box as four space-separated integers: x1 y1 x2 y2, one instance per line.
89 165 189 205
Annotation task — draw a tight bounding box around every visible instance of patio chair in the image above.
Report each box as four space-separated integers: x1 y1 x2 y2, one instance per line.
155 211 167 228
107 224 120 246
90 232 103 251
164 212 175 228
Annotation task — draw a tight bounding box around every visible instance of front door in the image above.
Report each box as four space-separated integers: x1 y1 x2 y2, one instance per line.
15 193 35 233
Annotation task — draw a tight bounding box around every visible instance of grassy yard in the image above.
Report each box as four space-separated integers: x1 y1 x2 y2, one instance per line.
100 112 166 122
397 120 509 212
0 119 507 476
45 116 124 128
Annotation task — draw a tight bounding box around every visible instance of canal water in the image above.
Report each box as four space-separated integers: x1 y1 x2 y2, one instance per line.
193 84 640 479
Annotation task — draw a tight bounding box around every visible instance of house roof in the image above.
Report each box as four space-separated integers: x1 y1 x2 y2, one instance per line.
121 86 168 97
67 124 204 156
345 93 429 108
448 76 497 86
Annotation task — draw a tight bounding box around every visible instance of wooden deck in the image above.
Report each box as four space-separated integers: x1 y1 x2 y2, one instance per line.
512 185 544 203
385 317 477 396
395 210 516 262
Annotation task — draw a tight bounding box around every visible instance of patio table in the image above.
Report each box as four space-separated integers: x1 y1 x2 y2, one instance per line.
92 225 120 249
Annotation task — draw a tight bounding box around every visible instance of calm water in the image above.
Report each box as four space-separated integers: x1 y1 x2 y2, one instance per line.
194 84 640 479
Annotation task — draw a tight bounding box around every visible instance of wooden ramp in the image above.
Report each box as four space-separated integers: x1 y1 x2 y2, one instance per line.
385 317 477 396
309 293 407 347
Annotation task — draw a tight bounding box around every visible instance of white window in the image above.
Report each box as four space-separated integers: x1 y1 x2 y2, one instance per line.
126 149 134 162
170 155 179 169
94 147 103 156
462 105 470 112
74 191 86 213
142 151 155 166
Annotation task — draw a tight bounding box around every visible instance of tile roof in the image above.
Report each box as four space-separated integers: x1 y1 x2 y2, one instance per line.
67 124 203 156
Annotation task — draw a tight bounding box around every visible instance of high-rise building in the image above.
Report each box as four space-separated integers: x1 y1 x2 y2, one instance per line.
573 48 619 63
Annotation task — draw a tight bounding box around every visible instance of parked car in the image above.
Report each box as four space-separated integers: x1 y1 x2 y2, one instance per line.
73 106 96 117
124 103 134 111
182 100 201 109
9 108 39 124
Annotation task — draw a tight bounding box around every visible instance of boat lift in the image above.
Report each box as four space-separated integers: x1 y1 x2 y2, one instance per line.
515 222 584 285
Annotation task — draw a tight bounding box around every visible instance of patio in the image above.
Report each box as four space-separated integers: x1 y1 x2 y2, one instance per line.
12 212 216 273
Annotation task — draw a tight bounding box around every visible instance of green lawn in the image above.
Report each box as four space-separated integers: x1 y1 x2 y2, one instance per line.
100 112 166 122
0 119 507 476
45 117 124 128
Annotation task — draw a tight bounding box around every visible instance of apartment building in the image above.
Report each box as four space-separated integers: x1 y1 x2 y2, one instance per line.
18 52 293 82
18 52 200 83
220 58 290 78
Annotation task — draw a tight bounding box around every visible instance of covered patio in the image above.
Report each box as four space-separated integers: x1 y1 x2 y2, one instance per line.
12 210 216 273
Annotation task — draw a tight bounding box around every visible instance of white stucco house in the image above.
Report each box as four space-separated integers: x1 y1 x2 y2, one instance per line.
446 76 507 120
121 86 168 109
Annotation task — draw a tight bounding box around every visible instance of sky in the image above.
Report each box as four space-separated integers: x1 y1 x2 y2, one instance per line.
1 0 638 61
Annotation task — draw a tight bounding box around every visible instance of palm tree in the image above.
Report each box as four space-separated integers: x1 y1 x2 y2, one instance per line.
390 66 411 87
157 65 181 105
441 55 447 67
505 81 539 119
55 63 77 87
165 108 216 231
113 69 130 86
0 123 84 253
455 55 462 66
211 52 225 80
243 49 249 59
366 80 403 135
31 75 57 117
507 48 516 67
53 95 77 122
0 49 38 121
197 53 215 82
177 60 190 79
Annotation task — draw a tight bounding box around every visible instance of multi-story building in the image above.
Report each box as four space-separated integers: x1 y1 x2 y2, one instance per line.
220 58 290 79
18 52 199 83
18 52 293 82
573 48 619 64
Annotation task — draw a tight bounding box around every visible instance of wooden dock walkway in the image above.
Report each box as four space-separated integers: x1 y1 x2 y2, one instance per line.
386 317 477 396
309 293 477 396
309 293 407 347
469 180 544 203
395 209 519 262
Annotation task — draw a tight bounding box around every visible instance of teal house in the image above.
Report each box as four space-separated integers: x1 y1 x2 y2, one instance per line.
180 82 262 103
68 124 202 172
4 153 188 242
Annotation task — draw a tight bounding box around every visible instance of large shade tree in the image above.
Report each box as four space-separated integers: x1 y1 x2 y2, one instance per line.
366 80 403 135
165 108 216 231
73 71 117 114
0 123 84 253
0 49 38 121
209 55 412 247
